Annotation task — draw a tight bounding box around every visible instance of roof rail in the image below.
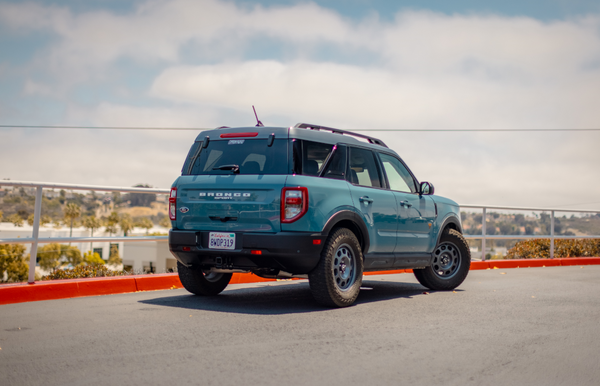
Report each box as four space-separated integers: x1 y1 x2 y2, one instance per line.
293 123 388 148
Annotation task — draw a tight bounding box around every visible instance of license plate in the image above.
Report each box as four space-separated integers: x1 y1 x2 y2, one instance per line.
208 232 236 250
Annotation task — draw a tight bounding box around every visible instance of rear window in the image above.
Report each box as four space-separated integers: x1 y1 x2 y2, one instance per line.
182 139 289 175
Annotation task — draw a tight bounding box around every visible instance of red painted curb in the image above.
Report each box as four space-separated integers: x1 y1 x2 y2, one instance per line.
230 273 276 284
470 261 490 270
134 274 183 292
2 257 600 305
77 276 138 297
560 257 600 266
488 259 561 269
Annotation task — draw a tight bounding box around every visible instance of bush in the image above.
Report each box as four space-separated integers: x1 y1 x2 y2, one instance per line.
0 244 29 283
42 265 133 280
505 239 600 259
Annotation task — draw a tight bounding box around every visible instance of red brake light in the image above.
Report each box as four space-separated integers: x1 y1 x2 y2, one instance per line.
281 187 308 223
219 132 259 138
285 197 303 205
169 187 177 220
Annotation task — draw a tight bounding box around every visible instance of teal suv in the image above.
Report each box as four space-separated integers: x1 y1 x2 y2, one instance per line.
169 123 470 307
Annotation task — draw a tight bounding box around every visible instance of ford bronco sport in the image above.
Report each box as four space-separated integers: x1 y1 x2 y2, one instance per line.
169 123 470 307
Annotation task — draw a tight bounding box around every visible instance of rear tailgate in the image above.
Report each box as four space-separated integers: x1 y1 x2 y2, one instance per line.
174 175 287 233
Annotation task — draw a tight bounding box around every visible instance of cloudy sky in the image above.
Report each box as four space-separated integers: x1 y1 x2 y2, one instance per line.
1 0 599 211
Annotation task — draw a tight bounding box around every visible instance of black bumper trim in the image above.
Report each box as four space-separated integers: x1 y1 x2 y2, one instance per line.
169 230 324 274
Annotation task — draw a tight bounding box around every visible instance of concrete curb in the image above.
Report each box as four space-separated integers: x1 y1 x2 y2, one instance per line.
2 257 599 305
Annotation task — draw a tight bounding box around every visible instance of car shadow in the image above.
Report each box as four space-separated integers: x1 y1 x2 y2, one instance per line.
138 279 434 315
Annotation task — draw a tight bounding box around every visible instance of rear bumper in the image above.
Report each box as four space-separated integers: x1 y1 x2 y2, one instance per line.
169 230 325 274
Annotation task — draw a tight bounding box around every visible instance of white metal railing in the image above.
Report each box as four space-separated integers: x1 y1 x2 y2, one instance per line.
1 181 600 283
460 204 600 261
0 181 169 283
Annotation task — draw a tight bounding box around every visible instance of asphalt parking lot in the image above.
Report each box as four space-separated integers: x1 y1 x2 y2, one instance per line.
1 266 599 386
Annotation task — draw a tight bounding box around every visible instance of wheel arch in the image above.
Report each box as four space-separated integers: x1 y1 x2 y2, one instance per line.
435 215 463 246
321 210 370 255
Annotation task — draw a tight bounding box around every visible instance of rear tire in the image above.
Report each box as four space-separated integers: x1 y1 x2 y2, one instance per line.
413 229 470 290
309 228 363 307
177 261 232 296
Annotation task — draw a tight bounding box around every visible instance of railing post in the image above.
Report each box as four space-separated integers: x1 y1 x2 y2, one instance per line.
481 207 487 261
550 210 555 259
28 186 43 283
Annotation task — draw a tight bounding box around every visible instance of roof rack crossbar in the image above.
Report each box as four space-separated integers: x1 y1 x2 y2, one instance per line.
293 123 388 148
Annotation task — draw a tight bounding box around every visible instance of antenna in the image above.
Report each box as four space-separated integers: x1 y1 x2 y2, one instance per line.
252 106 264 127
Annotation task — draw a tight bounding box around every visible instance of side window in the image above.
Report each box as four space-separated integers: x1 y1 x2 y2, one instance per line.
292 140 335 176
379 153 417 193
348 147 382 188
322 145 347 180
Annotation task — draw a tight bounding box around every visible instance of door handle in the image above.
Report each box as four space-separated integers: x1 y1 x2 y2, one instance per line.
400 200 412 207
359 196 374 204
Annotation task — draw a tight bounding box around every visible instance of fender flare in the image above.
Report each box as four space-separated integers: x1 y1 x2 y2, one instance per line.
435 214 463 246
321 210 371 254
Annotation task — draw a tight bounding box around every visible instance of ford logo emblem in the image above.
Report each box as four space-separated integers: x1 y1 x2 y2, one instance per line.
179 207 189 213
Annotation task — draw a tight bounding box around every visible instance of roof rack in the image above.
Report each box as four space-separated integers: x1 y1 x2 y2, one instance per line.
293 123 388 148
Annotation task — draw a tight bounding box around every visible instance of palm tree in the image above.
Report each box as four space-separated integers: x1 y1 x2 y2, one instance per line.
104 211 120 236
8 213 24 227
63 203 82 242
82 215 102 254
135 217 154 235
119 213 134 237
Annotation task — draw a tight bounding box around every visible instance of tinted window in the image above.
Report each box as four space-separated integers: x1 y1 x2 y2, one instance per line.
322 145 347 180
379 152 417 193
347 147 382 188
292 140 334 176
183 139 288 175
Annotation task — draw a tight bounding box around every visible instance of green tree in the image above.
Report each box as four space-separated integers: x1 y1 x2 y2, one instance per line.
119 213 134 236
28 214 52 227
83 251 105 266
36 243 83 270
108 244 122 266
0 210 3 222
37 243 62 270
82 215 102 252
104 211 120 236
8 213 24 227
63 202 82 240
135 217 154 235
62 245 83 267
159 216 171 228
0 244 29 283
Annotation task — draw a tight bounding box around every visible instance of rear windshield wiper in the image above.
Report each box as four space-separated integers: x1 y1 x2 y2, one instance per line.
213 164 240 174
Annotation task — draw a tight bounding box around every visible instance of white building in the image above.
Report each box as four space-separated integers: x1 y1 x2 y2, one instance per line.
0 222 175 274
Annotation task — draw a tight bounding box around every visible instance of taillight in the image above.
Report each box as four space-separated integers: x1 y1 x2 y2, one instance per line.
281 187 308 223
169 187 177 221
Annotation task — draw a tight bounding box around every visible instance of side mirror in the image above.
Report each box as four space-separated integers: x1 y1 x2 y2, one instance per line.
420 181 434 195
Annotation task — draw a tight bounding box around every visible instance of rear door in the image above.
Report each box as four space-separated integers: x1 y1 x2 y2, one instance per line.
346 147 398 257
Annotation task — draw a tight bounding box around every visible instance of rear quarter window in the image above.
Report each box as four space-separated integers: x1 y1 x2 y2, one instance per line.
292 139 335 176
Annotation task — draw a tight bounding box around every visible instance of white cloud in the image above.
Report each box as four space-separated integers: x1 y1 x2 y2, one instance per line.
150 57 600 130
1 0 600 209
